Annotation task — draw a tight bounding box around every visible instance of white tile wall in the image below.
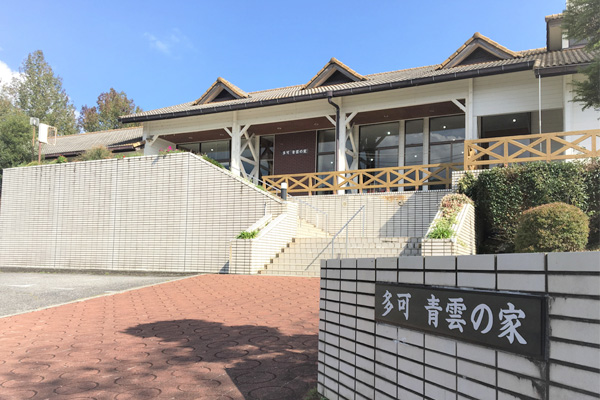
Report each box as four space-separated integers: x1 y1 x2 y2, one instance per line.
0 153 285 272
319 252 600 400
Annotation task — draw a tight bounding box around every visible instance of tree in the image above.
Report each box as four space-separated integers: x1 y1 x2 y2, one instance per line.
9 50 77 135
0 105 36 188
562 0 600 110
78 88 142 133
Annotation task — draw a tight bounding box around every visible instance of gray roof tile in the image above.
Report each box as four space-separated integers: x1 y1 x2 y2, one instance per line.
42 126 143 156
123 47 596 122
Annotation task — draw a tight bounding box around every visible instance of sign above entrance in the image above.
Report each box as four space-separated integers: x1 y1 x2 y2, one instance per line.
375 283 547 359
281 148 309 156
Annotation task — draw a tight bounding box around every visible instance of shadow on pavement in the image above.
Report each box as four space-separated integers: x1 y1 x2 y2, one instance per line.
122 319 318 400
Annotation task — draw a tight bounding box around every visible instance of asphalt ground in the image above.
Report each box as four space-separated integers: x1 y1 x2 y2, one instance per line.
0 271 189 318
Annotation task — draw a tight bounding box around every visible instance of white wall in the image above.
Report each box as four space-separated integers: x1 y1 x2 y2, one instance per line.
0 153 286 273
473 71 563 117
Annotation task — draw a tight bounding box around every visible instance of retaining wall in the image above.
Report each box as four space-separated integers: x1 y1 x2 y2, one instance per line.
293 190 450 238
318 252 600 400
0 153 285 273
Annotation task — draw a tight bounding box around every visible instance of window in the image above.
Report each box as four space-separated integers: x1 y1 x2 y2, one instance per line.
429 116 465 164
359 122 399 169
404 120 423 166
259 136 274 178
317 129 336 172
200 140 231 169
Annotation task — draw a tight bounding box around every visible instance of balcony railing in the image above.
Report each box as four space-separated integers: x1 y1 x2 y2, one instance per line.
262 130 599 195
464 129 600 170
263 163 463 194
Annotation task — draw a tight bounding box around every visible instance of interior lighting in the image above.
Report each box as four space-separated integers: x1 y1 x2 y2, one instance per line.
512 118 517 123
387 131 391 135
443 125 447 129
210 149 214 151
370 158 374 161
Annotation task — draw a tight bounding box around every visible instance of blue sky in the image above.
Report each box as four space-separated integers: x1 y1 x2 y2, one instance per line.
0 0 567 115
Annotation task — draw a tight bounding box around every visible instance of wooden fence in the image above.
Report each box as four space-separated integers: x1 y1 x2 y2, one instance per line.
263 163 463 194
464 129 600 170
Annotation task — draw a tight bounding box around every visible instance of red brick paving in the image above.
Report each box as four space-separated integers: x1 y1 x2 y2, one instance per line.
0 275 320 399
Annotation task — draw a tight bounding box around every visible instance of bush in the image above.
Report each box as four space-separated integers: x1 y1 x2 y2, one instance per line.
515 202 589 253
56 155 68 163
427 193 472 239
584 159 600 248
464 161 592 253
202 154 225 169
236 230 259 239
78 145 113 161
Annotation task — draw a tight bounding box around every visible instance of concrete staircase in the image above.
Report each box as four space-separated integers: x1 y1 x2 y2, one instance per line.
258 235 421 277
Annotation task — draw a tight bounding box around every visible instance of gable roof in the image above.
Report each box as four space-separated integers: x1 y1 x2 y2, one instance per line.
121 45 596 124
439 32 518 69
193 77 249 105
42 126 143 157
304 58 366 89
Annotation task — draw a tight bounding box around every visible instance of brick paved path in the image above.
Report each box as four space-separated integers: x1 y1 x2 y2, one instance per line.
0 275 320 399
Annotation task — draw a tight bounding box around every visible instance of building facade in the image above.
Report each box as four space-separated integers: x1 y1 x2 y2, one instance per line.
121 13 599 193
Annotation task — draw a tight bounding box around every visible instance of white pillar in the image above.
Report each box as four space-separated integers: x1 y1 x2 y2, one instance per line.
231 111 241 176
466 78 477 140
336 100 347 173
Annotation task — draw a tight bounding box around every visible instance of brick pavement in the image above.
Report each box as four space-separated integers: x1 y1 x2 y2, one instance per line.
0 275 320 399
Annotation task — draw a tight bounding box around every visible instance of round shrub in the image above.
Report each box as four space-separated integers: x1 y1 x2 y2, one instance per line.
515 202 589 253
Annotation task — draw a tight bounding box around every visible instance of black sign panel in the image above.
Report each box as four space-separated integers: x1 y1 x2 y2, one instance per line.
375 283 547 359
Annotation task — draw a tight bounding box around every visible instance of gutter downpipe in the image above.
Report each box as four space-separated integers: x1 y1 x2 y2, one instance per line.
327 91 342 194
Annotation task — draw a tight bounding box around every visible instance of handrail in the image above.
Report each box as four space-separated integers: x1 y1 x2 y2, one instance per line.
293 198 329 233
263 162 462 194
464 129 600 170
305 205 365 270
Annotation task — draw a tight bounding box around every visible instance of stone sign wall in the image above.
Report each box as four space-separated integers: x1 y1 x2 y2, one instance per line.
318 252 600 400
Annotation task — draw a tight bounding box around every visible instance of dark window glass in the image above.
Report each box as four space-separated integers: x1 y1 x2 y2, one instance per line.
317 130 336 172
430 115 465 143
259 136 274 177
359 122 399 169
405 145 423 166
177 143 200 153
200 140 231 163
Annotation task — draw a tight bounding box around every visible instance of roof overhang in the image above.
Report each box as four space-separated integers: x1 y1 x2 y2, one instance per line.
121 61 537 124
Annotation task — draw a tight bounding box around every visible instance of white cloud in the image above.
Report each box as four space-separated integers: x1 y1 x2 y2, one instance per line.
0 59 20 88
144 29 195 57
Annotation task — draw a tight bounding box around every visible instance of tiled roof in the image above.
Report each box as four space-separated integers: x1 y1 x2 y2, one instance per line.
439 32 518 69
545 13 563 22
193 77 249 105
122 45 596 122
42 126 143 156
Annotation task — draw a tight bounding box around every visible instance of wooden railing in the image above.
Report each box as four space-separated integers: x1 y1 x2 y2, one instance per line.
464 129 600 170
263 163 463 194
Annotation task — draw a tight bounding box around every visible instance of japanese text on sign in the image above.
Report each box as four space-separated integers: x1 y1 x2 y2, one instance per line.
375 284 546 358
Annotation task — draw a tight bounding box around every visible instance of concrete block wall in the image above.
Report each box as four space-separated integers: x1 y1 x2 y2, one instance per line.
0 153 285 273
293 190 450 238
229 202 299 274
318 252 600 400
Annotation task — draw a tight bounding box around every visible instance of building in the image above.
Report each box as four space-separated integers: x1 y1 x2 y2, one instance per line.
122 13 598 194
41 126 143 160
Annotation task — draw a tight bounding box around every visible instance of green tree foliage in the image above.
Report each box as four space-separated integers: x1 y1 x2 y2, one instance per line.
78 88 142 133
0 105 36 188
9 50 77 135
515 203 589 253
562 0 600 110
458 161 598 253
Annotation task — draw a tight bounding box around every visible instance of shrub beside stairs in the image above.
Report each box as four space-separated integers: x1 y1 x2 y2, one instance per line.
258 220 421 277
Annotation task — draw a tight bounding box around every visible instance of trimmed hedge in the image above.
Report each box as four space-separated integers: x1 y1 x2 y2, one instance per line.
459 160 599 253
515 202 589 253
